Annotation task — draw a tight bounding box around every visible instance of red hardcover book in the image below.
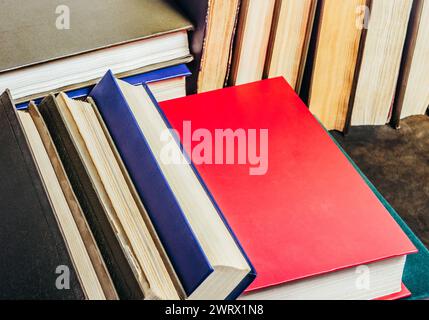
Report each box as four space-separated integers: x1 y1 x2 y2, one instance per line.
377 284 411 300
159 78 417 300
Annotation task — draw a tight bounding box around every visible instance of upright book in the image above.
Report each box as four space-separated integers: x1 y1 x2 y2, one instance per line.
89 71 255 300
159 78 417 300
392 0 429 126
230 0 276 85
351 0 412 126
308 0 366 131
264 0 317 91
175 0 240 92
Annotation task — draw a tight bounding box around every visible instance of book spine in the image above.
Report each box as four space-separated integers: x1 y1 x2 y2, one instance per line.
147 84 257 299
28 102 118 300
391 0 426 128
89 71 213 296
38 95 143 299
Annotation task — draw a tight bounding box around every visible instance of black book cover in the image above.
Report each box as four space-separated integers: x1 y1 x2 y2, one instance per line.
0 90 84 299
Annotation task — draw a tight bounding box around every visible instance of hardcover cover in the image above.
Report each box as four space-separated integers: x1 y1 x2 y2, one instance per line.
0 90 84 299
159 78 417 294
89 71 256 299
0 0 192 73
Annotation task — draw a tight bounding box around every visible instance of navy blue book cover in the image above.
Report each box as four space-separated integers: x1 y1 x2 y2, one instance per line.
89 71 255 299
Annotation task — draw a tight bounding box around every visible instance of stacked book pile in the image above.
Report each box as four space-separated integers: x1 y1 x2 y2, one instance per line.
1 72 424 300
0 0 428 301
0 0 193 106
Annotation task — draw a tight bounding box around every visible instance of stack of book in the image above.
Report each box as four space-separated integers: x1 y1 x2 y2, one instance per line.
0 72 421 300
231 0 317 91
0 0 193 105
1 0 428 301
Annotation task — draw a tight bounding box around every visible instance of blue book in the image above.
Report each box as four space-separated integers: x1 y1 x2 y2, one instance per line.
16 64 191 110
89 70 256 300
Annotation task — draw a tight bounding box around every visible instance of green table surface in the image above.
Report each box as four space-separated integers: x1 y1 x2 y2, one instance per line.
330 133 429 300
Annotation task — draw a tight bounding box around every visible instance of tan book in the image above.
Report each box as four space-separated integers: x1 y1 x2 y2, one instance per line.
309 0 366 131
351 0 412 126
393 0 429 122
197 1 241 92
230 0 276 85
18 106 117 300
265 0 318 91
38 93 182 300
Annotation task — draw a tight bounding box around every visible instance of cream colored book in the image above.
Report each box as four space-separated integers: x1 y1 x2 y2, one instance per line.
395 0 429 120
309 0 366 131
147 76 187 102
18 108 111 300
40 93 181 300
351 0 412 126
265 0 317 90
230 0 276 85
198 0 241 92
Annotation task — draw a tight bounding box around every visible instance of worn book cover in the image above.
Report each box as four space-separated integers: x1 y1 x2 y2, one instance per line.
0 0 192 73
0 90 84 299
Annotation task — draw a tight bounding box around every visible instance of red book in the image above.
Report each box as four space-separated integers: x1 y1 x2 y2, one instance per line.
159 78 417 300
378 284 411 300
